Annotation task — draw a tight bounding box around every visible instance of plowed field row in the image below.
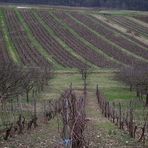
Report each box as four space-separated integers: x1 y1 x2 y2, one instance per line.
20 10 86 69
38 11 119 68
1 8 147 69
54 12 146 67
133 16 148 23
107 16 148 37
5 9 51 67
91 14 148 49
70 13 148 60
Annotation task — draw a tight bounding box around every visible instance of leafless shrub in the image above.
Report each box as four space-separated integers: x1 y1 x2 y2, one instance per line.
117 64 148 106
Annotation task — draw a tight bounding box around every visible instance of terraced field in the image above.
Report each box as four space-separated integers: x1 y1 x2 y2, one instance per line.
0 7 148 69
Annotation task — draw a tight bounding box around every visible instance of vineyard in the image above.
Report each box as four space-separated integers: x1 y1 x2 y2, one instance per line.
0 7 148 68
0 5 148 148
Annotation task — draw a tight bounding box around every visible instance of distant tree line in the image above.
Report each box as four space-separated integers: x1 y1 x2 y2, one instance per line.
0 0 148 11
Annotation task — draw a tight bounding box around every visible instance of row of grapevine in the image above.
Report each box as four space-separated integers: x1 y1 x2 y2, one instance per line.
96 85 148 145
38 11 119 68
20 9 87 69
54 12 146 67
106 16 148 38
70 12 148 60
133 16 148 24
92 15 148 49
1 8 148 69
4 9 51 67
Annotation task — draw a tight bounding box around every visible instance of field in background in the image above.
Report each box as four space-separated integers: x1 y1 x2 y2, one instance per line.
0 6 148 69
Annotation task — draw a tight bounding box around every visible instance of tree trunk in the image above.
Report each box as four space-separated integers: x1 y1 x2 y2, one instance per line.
130 84 132 91
136 89 140 97
119 103 122 129
41 83 44 91
146 94 148 106
26 91 29 103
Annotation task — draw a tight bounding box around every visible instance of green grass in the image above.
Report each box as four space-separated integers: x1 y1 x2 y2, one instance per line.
101 87 136 101
88 72 136 100
38 71 137 101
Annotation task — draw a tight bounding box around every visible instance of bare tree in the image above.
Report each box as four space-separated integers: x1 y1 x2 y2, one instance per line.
79 66 92 100
0 63 26 104
117 64 148 106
